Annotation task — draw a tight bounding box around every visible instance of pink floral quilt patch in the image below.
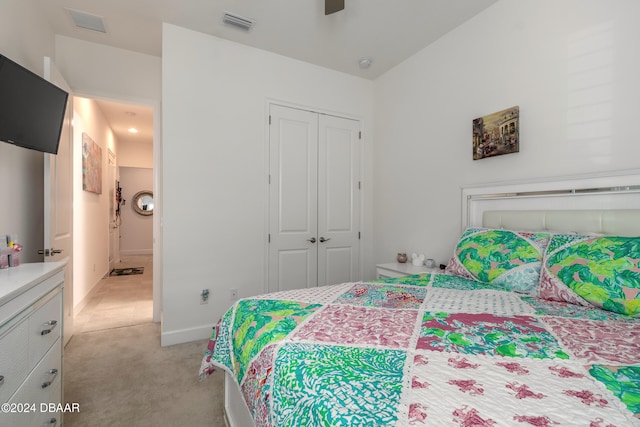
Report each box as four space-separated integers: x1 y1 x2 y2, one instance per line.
542 316 640 365
398 351 635 426
292 304 417 348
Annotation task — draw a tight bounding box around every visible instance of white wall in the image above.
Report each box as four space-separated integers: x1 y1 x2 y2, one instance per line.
117 141 154 256
373 0 640 268
0 0 57 262
162 24 374 345
72 97 118 313
119 167 153 255
118 140 153 169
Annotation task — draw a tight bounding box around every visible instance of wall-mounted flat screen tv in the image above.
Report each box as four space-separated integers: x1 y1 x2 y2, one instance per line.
0 54 69 154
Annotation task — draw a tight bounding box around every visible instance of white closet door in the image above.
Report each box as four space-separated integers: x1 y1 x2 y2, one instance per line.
268 105 319 291
317 114 361 286
268 104 362 292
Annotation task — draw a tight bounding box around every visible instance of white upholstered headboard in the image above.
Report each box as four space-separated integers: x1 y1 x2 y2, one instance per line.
462 170 640 236
482 209 640 236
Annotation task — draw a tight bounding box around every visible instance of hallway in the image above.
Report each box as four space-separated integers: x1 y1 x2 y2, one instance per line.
74 255 153 333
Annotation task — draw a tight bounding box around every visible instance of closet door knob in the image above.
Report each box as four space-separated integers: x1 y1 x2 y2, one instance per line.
319 237 331 242
307 237 316 243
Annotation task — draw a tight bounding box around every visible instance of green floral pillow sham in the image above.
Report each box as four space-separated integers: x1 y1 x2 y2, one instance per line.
538 234 640 316
445 228 551 293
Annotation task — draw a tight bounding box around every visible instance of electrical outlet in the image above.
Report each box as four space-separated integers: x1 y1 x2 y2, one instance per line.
230 288 238 301
200 288 210 304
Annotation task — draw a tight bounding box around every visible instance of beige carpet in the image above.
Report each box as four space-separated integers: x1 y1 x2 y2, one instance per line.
65 256 226 426
63 322 226 427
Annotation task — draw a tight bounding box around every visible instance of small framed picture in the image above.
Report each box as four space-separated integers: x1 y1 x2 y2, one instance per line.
472 106 519 160
82 133 103 194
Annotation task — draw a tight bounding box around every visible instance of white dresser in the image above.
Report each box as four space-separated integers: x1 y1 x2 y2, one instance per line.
0 262 65 427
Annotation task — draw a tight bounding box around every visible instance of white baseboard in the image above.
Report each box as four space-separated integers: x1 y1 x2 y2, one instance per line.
73 275 105 316
160 324 213 347
120 249 153 256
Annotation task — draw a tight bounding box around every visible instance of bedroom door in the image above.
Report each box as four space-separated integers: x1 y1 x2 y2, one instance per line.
43 57 74 346
268 104 361 292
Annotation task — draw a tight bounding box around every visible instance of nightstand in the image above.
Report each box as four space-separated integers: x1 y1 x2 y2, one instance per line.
375 262 440 279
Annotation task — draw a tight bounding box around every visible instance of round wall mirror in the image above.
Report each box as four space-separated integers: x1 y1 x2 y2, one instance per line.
132 190 154 216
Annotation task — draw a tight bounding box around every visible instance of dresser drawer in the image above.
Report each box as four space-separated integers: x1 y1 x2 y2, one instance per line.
5 339 62 427
0 318 30 403
29 290 62 369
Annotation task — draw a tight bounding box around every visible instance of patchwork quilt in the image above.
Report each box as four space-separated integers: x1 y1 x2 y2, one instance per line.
199 273 640 426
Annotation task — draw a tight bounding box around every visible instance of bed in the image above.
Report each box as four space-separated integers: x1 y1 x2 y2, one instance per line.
199 172 640 426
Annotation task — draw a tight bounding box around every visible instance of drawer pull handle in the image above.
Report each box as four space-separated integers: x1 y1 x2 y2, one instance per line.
41 320 58 335
0 375 4 385
47 418 58 426
42 369 59 389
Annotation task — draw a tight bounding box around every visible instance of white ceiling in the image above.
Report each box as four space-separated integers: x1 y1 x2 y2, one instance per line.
90 98 154 146
38 0 498 144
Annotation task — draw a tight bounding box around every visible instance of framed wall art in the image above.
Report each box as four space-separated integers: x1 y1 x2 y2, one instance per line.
82 132 102 194
472 106 519 160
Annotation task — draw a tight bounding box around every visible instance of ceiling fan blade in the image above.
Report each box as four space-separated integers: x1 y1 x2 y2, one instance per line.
325 0 345 15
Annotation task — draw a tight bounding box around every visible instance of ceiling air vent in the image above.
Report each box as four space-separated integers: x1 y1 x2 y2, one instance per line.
66 8 107 33
222 12 254 31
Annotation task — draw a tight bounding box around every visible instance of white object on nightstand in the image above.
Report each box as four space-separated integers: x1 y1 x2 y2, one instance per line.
411 253 425 266
375 262 439 279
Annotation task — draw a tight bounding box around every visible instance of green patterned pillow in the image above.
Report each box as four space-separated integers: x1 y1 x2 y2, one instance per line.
445 228 551 293
538 234 640 316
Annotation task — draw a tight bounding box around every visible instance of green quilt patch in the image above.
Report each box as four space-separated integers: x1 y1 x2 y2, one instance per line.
271 343 405 427
232 299 322 381
590 365 640 413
